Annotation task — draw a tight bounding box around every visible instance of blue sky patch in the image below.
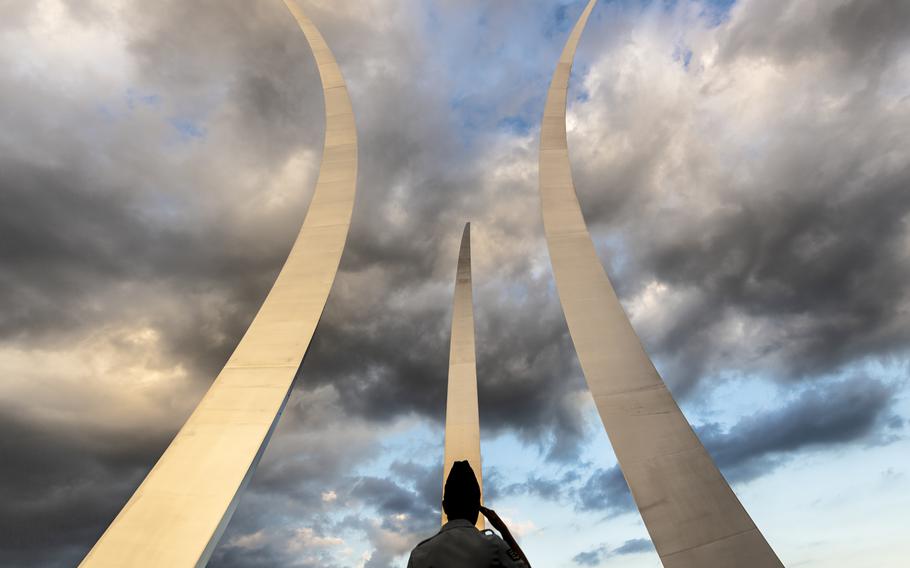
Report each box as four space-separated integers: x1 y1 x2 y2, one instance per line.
498 115 533 136
169 116 206 140
126 88 161 110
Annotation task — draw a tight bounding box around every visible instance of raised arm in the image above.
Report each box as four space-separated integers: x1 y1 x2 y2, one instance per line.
480 506 532 567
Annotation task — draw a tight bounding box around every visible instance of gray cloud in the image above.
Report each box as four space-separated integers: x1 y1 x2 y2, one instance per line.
702 376 905 482
575 465 634 516
0 408 173 567
569 0 910 396
494 468 583 504
722 0 910 71
572 537 655 566
1 0 909 566
574 376 904 515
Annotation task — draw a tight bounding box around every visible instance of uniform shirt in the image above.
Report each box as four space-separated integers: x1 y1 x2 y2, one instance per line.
407 519 528 568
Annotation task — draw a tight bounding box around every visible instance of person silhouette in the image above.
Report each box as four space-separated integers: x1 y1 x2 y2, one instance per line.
407 461 531 567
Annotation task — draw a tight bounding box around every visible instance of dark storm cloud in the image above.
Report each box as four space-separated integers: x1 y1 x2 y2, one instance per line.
125 0 326 161
573 548 601 566
0 2 336 565
640 165 910 392
495 468 582 502
125 0 599 467
475 286 589 460
573 375 904 514
572 537 655 566
0 409 172 568
351 476 435 520
614 538 654 555
0 153 284 348
0 1 327 379
2 0 910 566
830 0 910 65
390 460 443 516
570 0 910 396
0 159 146 339
210 395 443 566
575 465 634 515
702 376 904 482
132 0 600 469
722 0 910 69
0 147 273 567
215 466 441 568
299 273 589 462
213 545 342 568
207 416 426 567
0 149 299 381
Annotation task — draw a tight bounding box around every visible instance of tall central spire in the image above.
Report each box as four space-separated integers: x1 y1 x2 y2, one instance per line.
442 223 484 529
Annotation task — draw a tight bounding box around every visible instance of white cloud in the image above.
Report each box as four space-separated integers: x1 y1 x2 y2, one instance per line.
289 527 345 550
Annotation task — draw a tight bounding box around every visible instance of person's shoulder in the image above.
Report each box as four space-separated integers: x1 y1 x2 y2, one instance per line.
407 532 438 567
480 530 513 555
409 524 491 567
412 530 442 550
480 530 526 566
480 529 508 548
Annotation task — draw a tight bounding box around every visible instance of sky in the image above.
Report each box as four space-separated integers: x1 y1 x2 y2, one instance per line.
1 0 909 566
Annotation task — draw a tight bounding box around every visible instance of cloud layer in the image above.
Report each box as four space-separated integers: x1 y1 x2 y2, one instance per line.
0 0 908 566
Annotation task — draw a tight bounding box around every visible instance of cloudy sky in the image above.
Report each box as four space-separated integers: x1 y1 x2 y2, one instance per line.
1 0 909 566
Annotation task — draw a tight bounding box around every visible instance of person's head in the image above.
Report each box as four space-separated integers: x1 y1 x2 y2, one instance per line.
442 460 481 524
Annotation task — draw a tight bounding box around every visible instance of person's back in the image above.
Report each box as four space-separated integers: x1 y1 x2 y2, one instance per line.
408 519 524 568
407 461 530 568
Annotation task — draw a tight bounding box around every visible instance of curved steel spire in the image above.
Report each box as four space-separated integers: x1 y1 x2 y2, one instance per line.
81 2 358 565
539 2 782 566
441 223 484 530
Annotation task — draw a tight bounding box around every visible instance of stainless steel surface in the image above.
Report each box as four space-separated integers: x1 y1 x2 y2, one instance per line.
441 223 484 530
539 2 783 566
81 2 358 565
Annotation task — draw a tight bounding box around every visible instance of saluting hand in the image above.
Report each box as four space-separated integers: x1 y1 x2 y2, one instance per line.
480 506 531 567
479 506 505 531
